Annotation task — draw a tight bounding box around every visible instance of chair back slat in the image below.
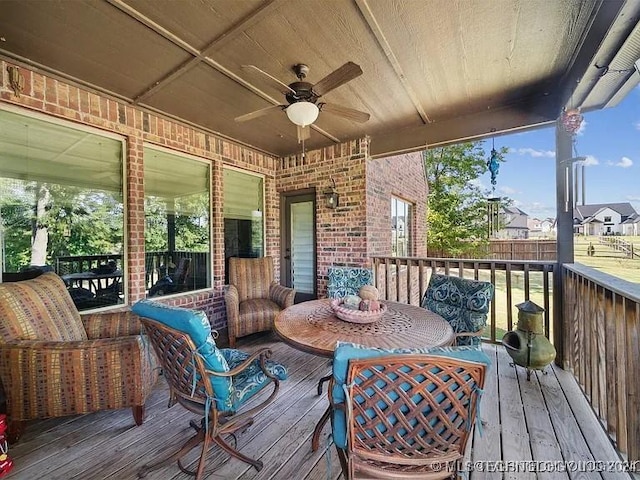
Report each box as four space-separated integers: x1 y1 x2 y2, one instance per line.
344 354 486 474
141 318 214 405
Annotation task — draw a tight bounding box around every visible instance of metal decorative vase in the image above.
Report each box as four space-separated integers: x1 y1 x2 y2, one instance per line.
502 300 556 380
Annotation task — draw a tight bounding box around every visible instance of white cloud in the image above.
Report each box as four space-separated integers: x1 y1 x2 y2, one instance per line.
517 201 555 217
626 195 640 201
576 118 587 136
582 155 599 166
525 202 546 212
516 148 555 158
499 186 518 195
634 121 640 130
615 156 633 168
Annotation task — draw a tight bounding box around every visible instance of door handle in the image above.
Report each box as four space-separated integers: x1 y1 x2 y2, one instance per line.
284 255 291 260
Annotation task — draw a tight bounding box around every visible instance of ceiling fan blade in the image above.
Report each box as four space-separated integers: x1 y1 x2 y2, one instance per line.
234 105 284 123
312 62 363 97
319 103 370 123
241 65 296 95
297 125 311 143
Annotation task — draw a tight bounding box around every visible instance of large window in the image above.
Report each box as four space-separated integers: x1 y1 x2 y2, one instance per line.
0 108 125 310
391 197 412 257
223 168 264 283
144 146 211 297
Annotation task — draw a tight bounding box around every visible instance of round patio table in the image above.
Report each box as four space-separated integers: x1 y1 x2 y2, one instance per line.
274 299 454 450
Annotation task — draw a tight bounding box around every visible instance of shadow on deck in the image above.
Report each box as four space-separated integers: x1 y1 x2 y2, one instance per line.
5 335 636 479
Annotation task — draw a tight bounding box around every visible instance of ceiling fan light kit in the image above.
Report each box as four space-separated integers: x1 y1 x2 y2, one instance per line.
236 62 369 133
286 101 319 127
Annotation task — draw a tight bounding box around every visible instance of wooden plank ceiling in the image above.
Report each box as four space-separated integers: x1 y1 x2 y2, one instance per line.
0 0 638 157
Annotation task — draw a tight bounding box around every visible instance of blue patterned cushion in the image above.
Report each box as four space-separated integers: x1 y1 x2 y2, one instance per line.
421 274 494 346
327 266 373 299
221 348 288 409
132 299 233 410
331 341 491 449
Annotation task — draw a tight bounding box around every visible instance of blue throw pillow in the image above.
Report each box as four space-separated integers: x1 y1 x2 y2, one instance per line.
331 342 491 448
132 299 233 411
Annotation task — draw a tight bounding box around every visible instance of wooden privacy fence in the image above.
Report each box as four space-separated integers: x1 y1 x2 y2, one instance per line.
429 239 557 261
563 263 640 462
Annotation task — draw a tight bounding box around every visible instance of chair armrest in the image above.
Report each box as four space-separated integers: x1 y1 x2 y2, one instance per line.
453 330 484 346
205 347 274 377
224 285 240 346
81 310 144 339
0 336 159 420
269 282 295 309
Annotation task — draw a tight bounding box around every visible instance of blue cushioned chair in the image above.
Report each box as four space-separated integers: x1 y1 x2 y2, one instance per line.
421 273 495 346
131 300 287 480
327 266 373 298
329 342 490 479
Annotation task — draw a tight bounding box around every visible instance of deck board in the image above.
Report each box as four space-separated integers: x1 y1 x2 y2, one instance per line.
4 335 634 480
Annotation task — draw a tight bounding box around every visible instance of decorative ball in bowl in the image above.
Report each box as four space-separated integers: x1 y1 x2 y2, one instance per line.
330 297 387 324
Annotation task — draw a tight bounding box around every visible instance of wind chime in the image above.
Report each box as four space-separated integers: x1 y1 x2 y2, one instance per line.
487 132 501 238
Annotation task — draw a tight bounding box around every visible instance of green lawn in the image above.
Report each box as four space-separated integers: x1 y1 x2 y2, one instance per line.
574 235 640 283
472 236 640 342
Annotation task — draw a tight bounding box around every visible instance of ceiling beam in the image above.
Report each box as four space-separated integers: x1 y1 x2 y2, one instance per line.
106 0 282 105
106 0 342 144
368 95 558 158
354 0 431 124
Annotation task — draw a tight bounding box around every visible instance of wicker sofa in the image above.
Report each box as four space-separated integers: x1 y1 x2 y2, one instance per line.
0 272 159 441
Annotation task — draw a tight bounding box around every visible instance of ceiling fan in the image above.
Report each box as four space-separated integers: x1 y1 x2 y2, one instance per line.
235 62 370 142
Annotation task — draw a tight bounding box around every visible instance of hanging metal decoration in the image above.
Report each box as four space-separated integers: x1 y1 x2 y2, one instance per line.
486 131 501 238
487 134 500 191
561 108 584 135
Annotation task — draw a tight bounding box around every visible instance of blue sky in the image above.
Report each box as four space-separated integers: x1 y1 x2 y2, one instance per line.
483 86 640 220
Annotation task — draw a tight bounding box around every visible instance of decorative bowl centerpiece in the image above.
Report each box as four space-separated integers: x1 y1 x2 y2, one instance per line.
330 286 386 324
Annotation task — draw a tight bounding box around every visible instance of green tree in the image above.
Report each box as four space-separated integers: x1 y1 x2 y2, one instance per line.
424 142 509 256
1 178 123 270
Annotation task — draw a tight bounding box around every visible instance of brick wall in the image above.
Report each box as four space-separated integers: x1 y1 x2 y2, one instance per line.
1 62 430 332
366 152 428 258
278 143 428 297
0 62 279 332
278 140 369 297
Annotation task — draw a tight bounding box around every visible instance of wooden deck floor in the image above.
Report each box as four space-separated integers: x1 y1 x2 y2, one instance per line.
5 334 637 480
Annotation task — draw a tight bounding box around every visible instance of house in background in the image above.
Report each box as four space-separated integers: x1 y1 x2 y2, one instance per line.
622 214 640 236
573 202 639 236
496 206 529 239
527 217 556 238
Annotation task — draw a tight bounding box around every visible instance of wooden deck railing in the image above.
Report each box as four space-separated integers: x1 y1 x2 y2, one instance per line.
56 251 210 290
370 256 555 343
371 256 639 461
563 263 640 462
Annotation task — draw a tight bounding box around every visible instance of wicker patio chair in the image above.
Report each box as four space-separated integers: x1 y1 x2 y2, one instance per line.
329 342 489 479
132 300 287 480
0 272 159 442
224 257 295 347
421 273 495 346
